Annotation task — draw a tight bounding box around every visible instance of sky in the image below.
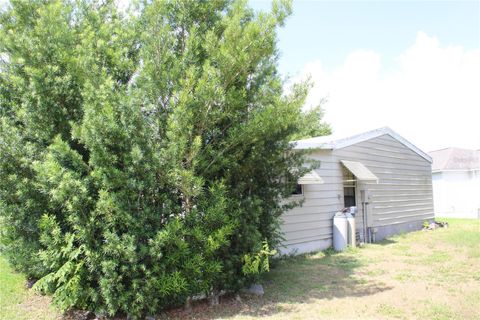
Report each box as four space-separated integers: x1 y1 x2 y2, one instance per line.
1 0 479 151
251 0 480 152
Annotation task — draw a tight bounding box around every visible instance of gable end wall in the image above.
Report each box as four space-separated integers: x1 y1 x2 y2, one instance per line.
279 133 434 254
333 134 434 239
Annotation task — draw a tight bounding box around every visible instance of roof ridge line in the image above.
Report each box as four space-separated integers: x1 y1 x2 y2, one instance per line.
292 127 432 163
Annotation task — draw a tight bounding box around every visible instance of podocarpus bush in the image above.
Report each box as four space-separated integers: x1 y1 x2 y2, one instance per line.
0 0 330 317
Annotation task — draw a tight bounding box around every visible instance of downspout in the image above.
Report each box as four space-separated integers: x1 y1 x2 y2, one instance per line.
361 189 370 243
362 201 368 243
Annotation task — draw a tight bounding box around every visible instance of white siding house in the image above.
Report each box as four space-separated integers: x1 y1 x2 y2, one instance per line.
280 127 434 255
429 148 480 219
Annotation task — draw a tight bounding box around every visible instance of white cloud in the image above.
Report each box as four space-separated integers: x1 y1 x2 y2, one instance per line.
295 32 480 152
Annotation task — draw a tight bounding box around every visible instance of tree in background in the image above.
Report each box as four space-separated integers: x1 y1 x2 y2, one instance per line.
0 0 330 317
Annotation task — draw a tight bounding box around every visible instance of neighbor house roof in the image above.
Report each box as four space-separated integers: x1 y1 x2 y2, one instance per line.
428 148 480 172
292 127 432 163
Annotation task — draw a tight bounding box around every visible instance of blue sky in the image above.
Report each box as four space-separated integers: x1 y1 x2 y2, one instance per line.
251 0 480 151
0 0 478 150
251 0 479 76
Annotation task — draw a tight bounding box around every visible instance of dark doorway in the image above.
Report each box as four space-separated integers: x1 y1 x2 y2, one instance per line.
343 167 356 207
344 186 356 207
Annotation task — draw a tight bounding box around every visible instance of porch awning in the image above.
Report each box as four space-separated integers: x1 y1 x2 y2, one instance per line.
341 160 378 183
298 170 324 185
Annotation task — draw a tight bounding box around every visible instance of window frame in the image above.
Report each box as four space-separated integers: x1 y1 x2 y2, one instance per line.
291 183 304 197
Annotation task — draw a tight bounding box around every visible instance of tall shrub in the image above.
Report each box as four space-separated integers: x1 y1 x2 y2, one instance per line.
0 0 330 317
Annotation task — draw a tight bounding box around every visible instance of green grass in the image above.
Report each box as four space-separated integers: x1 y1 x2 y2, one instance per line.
0 255 27 319
376 303 406 319
393 270 415 282
1 218 479 320
0 256 59 320
415 300 458 320
421 250 451 264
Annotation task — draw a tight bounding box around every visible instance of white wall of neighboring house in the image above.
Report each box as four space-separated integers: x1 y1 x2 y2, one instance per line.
432 170 480 219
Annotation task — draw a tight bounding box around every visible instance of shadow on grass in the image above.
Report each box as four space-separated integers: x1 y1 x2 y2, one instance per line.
165 248 393 319
374 238 398 246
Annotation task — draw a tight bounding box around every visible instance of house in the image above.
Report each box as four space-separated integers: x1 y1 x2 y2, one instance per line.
280 127 434 255
429 148 480 219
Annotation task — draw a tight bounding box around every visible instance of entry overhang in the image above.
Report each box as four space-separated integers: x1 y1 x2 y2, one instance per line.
298 170 324 184
341 160 378 183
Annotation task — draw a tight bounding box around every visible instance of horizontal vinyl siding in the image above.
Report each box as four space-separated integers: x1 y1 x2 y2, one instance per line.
281 221 333 234
282 234 332 246
284 205 339 215
280 150 341 249
374 201 433 210
301 198 341 207
348 141 425 165
373 198 434 205
375 213 434 227
334 134 434 227
366 185 432 192
373 193 433 200
279 133 434 252
332 153 431 171
281 214 333 225
281 227 333 243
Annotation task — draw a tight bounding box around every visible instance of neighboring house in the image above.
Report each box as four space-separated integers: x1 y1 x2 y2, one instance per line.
429 148 480 219
280 127 434 255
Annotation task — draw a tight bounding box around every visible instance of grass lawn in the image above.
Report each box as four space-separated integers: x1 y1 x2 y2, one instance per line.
0 255 59 319
1 218 479 319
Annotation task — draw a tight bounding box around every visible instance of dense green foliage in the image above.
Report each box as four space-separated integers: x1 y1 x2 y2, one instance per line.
0 0 330 317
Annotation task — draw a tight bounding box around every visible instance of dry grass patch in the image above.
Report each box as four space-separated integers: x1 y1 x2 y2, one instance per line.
164 218 479 320
1 218 479 319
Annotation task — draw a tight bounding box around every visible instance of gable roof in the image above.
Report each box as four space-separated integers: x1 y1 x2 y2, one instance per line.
429 147 480 172
292 127 432 163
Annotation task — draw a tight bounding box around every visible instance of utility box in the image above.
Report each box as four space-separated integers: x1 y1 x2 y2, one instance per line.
333 211 348 251
360 190 371 203
346 212 356 247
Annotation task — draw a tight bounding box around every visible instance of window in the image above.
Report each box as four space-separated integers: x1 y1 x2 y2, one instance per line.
292 183 303 196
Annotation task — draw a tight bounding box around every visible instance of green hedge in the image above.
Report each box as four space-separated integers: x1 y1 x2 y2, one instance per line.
0 0 329 318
